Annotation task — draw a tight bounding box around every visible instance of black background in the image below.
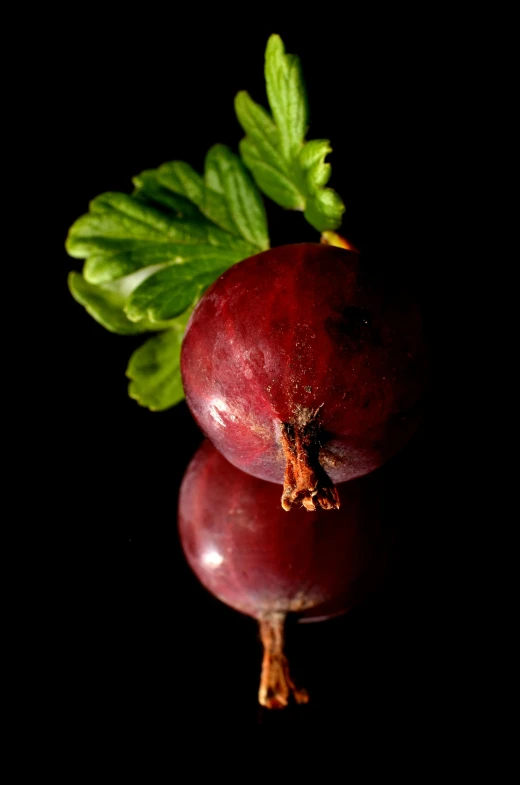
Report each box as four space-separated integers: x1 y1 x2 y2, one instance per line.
61 16 466 740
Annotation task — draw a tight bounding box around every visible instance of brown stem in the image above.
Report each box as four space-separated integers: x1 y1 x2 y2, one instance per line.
258 612 309 709
280 409 340 512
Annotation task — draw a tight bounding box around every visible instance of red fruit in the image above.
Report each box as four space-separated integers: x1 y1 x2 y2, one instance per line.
178 440 391 707
181 243 427 511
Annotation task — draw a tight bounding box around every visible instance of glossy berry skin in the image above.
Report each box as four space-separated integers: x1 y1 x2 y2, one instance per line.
181 244 427 506
178 440 390 621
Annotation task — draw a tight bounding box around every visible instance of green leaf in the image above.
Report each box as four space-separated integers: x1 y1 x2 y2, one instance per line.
125 255 232 323
154 145 269 250
235 34 345 232
68 271 176 335
264 34 308 161
299 140 333 188
133 170 204 221
235 91 287 172
203 145 269 250
67 146 267 292
68 272 146 335
67 191 253 286
66 143 270 411
126 311 191 411
304 185 346 232
239 137 305 210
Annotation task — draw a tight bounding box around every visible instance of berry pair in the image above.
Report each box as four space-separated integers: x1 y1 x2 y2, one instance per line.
178 243 426 707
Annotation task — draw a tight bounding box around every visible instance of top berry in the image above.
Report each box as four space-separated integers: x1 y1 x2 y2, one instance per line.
181 243 427 510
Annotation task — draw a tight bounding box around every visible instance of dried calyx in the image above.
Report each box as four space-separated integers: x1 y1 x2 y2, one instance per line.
258 612 309 709
280 407 340 512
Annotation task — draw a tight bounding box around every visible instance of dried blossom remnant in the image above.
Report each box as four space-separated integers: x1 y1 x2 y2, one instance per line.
280 407 340 512
258 612 309 709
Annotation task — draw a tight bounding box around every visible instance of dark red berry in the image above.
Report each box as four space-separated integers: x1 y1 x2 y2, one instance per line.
178 440 391 706
181 243 427 510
